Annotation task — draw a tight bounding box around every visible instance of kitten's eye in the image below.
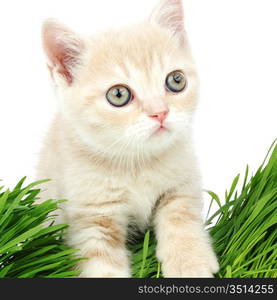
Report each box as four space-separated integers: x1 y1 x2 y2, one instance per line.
106 85 132 107
165 70 187 93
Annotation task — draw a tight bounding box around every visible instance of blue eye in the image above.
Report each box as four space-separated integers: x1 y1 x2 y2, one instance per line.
166 70 187 93
106 85 132 107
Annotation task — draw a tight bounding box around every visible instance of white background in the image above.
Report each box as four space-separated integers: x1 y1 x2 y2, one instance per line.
0 0 276 210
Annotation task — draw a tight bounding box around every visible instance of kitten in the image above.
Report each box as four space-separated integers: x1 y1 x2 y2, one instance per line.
37 0 219 277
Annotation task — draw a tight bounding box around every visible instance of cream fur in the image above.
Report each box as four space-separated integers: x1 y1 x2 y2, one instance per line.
37 0 219 277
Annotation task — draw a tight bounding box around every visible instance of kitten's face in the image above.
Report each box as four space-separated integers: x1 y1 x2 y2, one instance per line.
43 0 199 159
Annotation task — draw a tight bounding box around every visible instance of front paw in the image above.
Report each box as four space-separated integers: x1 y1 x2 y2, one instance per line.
80 269 131 278
158 246 219 278
78 260 131 278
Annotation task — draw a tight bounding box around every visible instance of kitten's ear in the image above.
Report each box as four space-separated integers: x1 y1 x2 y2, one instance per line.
150 0 185 44
42 19 84 85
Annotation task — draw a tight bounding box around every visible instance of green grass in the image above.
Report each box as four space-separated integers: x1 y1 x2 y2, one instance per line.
0 178 82 278
130 140 277 278
0 140 276 278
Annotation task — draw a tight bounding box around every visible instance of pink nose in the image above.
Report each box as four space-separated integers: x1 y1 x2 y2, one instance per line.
149 110 169 123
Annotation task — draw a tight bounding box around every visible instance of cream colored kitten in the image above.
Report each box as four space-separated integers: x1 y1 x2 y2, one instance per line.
37 0 219 277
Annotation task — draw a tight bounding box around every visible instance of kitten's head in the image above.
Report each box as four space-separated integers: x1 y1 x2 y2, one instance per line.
42 0 199 160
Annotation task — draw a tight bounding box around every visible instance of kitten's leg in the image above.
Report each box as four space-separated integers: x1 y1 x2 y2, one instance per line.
67 212 130 278
154 193 219 278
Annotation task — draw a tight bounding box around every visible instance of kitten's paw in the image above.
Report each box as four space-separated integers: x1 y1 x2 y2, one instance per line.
159 246 219 278
79 260 131 278
80 269 131 278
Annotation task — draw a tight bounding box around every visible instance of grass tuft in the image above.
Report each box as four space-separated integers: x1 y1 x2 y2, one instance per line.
0 178 82 278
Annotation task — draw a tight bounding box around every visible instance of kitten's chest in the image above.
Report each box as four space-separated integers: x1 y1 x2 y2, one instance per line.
126 171 175 228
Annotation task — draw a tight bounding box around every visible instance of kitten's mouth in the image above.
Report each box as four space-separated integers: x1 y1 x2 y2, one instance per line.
152 125 169 136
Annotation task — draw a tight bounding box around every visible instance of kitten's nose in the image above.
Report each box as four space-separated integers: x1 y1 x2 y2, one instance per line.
149 110 169 123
